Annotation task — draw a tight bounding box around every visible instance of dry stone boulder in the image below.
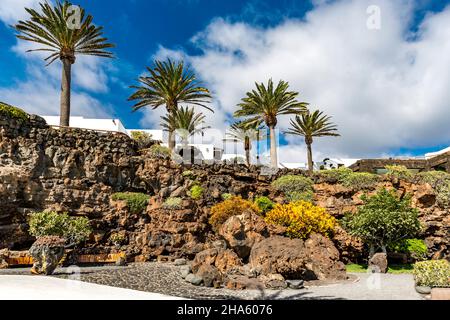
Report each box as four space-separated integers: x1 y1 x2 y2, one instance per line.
219 210 283 259
192 248 243 274
249 234 346 281
196 264 222 288
29 236 66 275
369 253 388 273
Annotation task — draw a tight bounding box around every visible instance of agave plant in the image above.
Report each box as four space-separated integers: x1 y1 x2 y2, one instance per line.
14 1 114 126
234 79 308 168
286 109 340 173
161 106 210 145
128 59 212 150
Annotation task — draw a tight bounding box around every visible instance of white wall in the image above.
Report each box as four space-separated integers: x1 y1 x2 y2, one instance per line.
42 116 128 134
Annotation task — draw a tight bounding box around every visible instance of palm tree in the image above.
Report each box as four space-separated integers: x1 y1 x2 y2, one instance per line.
14 1 114 127
225 121 265 166
128 59 212 150
286 110 340 174
160 106 210 145
234 79 308 168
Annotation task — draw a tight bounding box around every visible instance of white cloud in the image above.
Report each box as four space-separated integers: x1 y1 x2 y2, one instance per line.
0 0 43 25
153 0 450 160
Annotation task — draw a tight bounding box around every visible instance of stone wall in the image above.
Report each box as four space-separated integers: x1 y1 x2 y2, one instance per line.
0 112 448 262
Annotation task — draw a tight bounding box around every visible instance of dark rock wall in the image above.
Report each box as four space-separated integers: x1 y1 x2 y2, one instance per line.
0 113 448 261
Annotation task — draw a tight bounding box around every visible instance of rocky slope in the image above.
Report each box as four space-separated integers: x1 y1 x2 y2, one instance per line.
0 112 448 264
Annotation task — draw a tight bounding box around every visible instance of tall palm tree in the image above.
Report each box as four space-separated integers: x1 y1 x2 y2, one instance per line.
14 1 114 127
160 106 210 145
225 121 265 166
286 110 340 174
234 79 308 168
128 59 212 150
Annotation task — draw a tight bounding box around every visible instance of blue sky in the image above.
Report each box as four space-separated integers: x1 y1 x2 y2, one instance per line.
1 0 450 162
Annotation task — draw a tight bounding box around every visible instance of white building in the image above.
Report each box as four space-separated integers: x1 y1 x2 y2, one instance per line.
42 116 128 134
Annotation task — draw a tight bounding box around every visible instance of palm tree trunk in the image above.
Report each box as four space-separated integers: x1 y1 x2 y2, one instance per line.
59 58 72 127
269 125 278 168
168 130 176 151
244 137 251 166
306 141 313 174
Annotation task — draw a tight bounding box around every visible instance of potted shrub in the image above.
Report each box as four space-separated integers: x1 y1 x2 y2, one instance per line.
28 211 92 275
413 260 450 294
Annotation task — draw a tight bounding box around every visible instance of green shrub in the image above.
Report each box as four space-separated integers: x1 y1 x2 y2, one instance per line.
148 144 172 159
286 190 315 203
131 131 154 149
413 260 450 288
317 167 378 189
29 211 92 244
436 181 450 208
0 102 28 123
221 193 233 200
317 167 353 184
190 185 204 200
109 232 126 246
209 196 260 232
342 188 422 255
388 239 428 261
414 171 450 186
111 192 149 214
163 197 183 209
272 175 314 203
182 170 195 178
254 196 275 214
341 172 379 189
385 165 413 180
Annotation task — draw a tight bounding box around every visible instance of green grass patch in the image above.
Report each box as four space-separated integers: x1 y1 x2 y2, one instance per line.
346 263 415 274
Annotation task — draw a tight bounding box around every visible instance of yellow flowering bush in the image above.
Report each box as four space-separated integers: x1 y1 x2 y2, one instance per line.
209 196 260 232
265 201 336 239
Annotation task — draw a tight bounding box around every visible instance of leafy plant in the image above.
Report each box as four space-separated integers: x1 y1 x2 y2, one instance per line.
385 165 413 180
190 185 204 200
436 181 450 208
163 197 183 210
317 168 379 189
111 192 149 214
388 239 428 261
341 172 379 189
147 144 173 160
413 260 450 288
209 196 260 232
221 193 233 200
254 196 275 215
265 201 336 239
109 232 126 246
342 188 422 255
414 171 450 186
29 211 92 245
272 175 314 203
131 131 154 149
182 170 195 178
317 167 353 184
0 102 28 123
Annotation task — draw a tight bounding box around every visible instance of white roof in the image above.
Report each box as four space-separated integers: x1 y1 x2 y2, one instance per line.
425 147 450 159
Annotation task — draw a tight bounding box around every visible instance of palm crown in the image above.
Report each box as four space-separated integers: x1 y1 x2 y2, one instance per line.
161 106 209 143
234 79 308 128
286 110 340 143
14 1 114 65
128 59 212 113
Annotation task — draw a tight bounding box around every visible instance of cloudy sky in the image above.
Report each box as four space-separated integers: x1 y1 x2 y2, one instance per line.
0 0 450 163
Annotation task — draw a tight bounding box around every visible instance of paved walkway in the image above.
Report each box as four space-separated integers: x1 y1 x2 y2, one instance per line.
260 273 423 300
0 275 184 300
0 265 423 300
